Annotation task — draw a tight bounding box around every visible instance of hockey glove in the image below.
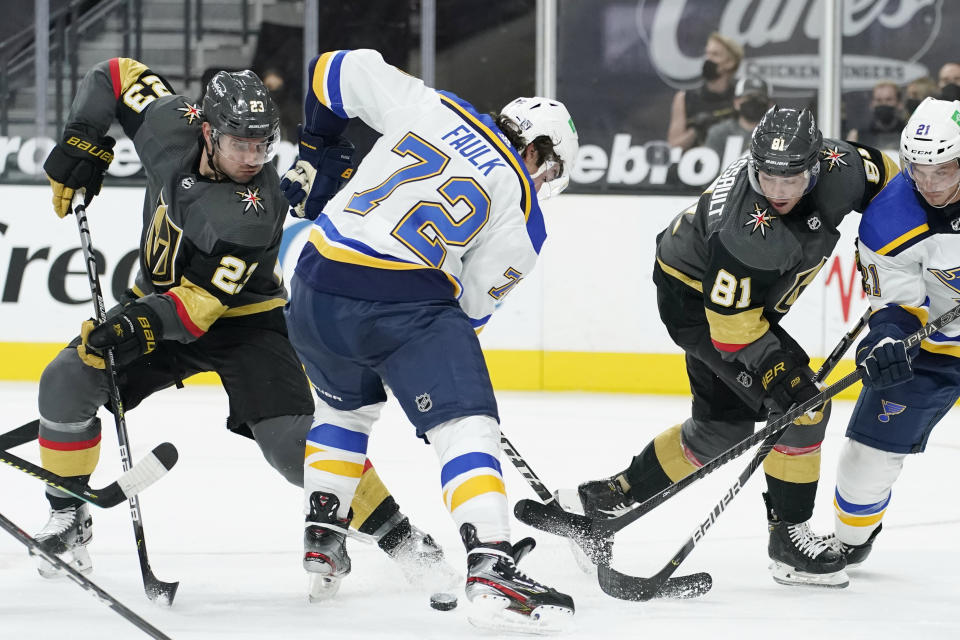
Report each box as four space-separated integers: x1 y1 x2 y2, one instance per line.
280 126 355 220
856 328 916 390
84 302 162 367
760 350 827 426
43 124 116 218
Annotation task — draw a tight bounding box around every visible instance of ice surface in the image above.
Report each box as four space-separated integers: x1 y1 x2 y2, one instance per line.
1 382 957 639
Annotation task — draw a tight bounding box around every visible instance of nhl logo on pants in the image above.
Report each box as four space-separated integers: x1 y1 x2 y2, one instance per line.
415 393 433 412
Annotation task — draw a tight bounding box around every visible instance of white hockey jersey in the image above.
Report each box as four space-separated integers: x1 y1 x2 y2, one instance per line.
858 172 960 356
293 49 545 330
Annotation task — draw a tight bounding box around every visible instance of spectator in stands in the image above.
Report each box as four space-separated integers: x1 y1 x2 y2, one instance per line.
905 76 938 116
261 68 302 141
846 81 905 151
703 75 770 163
666 33 743 150
937 62 960 90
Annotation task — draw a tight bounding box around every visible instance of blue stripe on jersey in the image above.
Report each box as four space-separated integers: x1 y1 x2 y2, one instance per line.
859 173 931 256
834 489 890 515
470 314 491 329
437 91 547 255
307 423 369 454
315 213 416 265
295 245 458 302
440 452 503 487
326 51 348 119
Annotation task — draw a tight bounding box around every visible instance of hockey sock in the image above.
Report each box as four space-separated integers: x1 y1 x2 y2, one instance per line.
624 425 698 502
39 416 101 503
303 402 381 520
834 439 904 545
763 444 821 523
429 415 509 542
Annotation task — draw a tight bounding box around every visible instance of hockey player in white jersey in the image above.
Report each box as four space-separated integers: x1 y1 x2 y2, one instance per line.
831 97 960 568
278 49 578 633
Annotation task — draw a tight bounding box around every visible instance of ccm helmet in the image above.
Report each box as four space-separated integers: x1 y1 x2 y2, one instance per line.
748 106 822 200
203 70 280 165
500 96 579 198
899 97 960 207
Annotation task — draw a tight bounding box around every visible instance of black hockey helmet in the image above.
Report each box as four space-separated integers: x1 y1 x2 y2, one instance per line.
748 106 822 199
202 70 280 165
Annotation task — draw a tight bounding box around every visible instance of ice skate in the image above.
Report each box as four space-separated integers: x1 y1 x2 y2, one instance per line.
377 513 460 592
764 493 848 588
826 523 882 569
304 492 352 602
460 523 574 635
32 503 93 578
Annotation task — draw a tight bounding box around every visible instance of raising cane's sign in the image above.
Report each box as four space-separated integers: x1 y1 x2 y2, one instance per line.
559 0 950 194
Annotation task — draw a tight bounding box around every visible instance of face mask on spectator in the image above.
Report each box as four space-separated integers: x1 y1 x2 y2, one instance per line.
940 83 960 101
702 59 720 81
872 104 898 127
739 97 768 122
905 98 922 114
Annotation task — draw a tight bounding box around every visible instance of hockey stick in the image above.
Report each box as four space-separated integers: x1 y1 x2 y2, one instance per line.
0 509 172 640
516 307 872 542
73 195 179 604
0 441 178 508
598 302 960 601
0 420 40 450
500 433 711 598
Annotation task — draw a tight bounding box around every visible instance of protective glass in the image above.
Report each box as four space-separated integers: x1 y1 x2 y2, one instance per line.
213 129 279 165
754 169 813 200
902 158 960 197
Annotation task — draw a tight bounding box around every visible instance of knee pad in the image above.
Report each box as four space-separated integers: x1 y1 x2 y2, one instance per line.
250 414 312 486
835 439 904 545
681 416 754 463
428 415 508 541
38 348 108 425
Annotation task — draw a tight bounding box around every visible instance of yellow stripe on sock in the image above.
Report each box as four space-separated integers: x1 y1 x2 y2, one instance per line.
653 424 698 482
308 459 366 478
834 497 886 527
448 474 505 512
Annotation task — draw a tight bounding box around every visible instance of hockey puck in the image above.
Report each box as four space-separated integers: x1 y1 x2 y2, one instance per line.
429 592 458 611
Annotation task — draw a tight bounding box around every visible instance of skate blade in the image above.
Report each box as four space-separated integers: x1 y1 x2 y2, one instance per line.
31 548 92 579
466 594 574 636
769 561 849 588
308 573 342 602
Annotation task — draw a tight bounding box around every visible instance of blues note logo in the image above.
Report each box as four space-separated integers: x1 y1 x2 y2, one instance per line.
878 399 906 423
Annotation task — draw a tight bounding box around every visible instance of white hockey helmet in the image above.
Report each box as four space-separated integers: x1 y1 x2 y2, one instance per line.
900 97 960 207
500 96 579 198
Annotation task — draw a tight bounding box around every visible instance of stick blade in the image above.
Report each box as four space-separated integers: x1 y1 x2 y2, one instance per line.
115 443 179 500
597 565 713 602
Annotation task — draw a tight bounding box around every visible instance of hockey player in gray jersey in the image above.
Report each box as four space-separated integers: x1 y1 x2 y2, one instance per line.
828 97 960 572
32 57 456 593
570 107 896 588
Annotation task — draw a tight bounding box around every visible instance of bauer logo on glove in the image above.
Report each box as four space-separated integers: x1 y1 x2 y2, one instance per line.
84 303 162 367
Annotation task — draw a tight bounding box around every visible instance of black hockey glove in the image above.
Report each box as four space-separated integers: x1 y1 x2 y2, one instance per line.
856 327 917 390
280 126 355 220
84 302 162 367
760 350 827 426
42 124 116 218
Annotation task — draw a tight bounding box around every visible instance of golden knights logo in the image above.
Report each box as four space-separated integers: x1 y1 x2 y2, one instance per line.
236 187 264 214
744 202 774 237
822 146 849 171
176 101 203 125
877 399 906 423
144 192 183 286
